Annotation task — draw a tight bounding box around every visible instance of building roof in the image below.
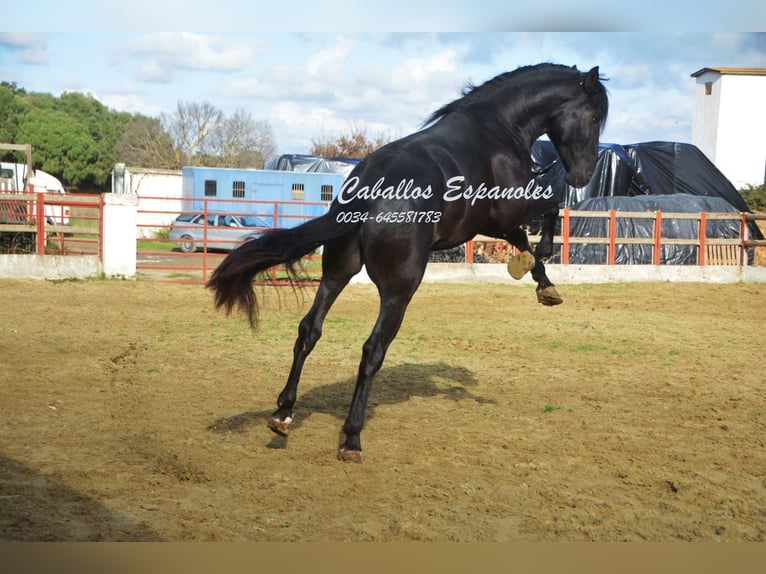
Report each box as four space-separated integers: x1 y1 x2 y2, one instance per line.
691 67 766 77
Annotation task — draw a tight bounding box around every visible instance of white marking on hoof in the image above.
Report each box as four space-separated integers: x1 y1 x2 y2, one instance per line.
268 416 292 436
337 448 362 463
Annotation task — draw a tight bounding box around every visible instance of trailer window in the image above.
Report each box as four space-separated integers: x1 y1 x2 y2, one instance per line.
292 183 305 200
233 181 245 198
320 185 333 201
204 180 217 197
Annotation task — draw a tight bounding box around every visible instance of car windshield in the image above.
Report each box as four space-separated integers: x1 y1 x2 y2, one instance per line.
239 215 268 228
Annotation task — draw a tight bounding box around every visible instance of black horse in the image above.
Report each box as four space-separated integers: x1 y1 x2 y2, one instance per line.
208 63 609 462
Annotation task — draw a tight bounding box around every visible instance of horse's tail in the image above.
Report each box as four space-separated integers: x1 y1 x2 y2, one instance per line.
206 212 353 328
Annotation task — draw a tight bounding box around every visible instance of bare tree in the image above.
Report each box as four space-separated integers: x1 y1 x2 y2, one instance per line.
209 108 277 168
160 101 277 168
162 101 223 167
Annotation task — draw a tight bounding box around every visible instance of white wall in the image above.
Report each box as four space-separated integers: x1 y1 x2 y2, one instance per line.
125 167 184 238
691 72 721 164
693 71 766 189
716 75 766 188
101 193 137 277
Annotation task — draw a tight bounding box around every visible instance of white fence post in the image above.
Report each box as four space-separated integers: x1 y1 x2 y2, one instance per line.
102 193 137 277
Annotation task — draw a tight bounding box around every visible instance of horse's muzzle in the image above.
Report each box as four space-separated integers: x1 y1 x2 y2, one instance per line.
564 168 593 188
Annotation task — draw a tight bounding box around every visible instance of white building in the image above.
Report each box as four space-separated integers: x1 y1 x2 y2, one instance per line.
691 67 766 189
113 165 185 238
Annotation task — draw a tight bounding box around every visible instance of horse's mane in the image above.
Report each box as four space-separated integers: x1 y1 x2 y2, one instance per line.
423 63 607 128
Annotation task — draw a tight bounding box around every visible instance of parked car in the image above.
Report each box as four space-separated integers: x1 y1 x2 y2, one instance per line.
168 213 269 253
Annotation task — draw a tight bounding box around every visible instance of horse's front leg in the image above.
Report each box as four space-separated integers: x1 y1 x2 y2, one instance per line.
531 212 563 306
504 215 563 305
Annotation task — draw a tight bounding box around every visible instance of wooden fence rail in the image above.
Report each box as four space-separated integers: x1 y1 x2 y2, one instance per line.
471 209 762 266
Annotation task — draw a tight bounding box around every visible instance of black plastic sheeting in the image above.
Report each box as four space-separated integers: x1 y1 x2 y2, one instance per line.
530 140 761 264
567 194 744 265
532 140 751 210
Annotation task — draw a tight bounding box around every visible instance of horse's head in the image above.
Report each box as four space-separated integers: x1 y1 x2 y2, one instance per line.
546 66 609 188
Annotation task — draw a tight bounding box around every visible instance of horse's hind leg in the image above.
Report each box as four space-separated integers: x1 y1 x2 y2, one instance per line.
338 250 428 462
268 236 361 436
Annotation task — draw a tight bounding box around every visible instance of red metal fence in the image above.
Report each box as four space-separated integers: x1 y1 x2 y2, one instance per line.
134 196 765 284
0 191 103 256
4 192 763 282
136 196 327 283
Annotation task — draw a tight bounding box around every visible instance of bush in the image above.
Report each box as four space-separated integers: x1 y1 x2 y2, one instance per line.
740 184 766 212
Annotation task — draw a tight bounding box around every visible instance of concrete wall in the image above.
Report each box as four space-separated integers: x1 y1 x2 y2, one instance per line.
0 254 101 280
351 263 766 285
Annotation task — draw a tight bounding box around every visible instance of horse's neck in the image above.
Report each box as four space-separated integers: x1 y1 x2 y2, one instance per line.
496 81 574 149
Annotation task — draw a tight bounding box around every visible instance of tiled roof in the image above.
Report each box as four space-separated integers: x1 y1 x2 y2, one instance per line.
691 67 766 77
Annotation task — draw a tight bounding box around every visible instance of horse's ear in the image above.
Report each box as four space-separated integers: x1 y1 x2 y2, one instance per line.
582 66 600 91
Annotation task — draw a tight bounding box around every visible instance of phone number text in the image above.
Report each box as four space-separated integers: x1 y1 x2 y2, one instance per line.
335 210 442 224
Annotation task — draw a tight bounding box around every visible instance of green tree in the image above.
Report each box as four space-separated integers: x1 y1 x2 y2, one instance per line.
740 184 766 212
0 82 28 147
5 89 130 190
56 92 131 187
16 107 99 188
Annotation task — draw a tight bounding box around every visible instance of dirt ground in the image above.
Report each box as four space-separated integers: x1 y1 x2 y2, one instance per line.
1 277 764 541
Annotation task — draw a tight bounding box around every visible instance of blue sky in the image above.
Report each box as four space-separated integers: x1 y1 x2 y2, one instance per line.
1 3 765 156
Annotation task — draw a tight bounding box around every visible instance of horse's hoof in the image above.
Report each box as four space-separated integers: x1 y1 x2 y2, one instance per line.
267 416 292 437
337 448 362 463
537 286 563 306
507 251 535 280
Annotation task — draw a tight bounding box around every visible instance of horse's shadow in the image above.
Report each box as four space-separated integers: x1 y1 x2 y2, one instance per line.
207 362 494 448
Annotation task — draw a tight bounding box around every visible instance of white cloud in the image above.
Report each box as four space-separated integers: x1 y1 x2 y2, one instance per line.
225 37 357 103
602 84 693 144
120 33 266 81
0 32 49 65
101 92 163 117
305 36 354 77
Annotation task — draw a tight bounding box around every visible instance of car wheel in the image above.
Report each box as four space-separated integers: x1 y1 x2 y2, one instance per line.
179 235 196 253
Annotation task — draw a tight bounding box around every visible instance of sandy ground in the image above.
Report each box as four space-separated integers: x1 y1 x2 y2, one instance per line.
1 278 764 541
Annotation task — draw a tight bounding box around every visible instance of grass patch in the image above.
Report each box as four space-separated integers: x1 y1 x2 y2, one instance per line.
137 239 177 252
570 343 605 353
